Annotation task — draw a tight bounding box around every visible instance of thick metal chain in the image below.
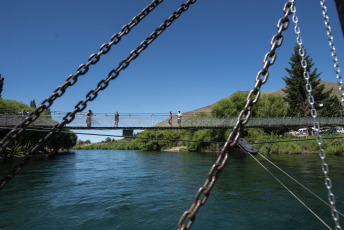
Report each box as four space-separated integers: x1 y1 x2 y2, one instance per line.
290 1 342 229
177 2 292 229
0 0 163 154
320 0 344 106
0 0 197 190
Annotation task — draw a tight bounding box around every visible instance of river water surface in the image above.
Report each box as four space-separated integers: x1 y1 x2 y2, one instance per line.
0 150 343 230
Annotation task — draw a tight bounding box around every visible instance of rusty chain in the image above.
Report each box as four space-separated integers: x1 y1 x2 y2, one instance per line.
0 0 164 155
177 2 293 229
0 0 197 190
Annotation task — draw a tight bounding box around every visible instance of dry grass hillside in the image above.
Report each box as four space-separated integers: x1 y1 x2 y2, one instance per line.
183 80 340 116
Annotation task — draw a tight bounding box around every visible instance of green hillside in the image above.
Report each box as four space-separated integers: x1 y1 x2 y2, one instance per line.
184 80 340 116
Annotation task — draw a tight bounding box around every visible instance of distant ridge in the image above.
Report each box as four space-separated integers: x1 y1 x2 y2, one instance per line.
184 80 341 116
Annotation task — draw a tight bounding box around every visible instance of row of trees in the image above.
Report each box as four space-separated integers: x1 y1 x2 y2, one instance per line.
0 129 77 158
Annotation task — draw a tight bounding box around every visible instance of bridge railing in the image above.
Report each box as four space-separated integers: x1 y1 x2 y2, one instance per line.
246 117 344 128
0 114 59 127
0 113 172 128
0 113 343 129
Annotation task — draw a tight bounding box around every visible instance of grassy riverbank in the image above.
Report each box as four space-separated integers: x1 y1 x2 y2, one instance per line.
248 134 344 155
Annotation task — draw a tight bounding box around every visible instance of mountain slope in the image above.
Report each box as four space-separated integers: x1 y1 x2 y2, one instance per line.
184 80 341 116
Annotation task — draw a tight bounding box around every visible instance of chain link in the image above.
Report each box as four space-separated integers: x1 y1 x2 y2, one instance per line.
177 2 292 229
0 0 164 155
0 0 197 190
320 0 344 106
290 1 342 229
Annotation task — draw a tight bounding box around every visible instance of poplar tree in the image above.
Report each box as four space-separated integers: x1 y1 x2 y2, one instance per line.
0 73 4 98
30 99 37 108
282 44 341 117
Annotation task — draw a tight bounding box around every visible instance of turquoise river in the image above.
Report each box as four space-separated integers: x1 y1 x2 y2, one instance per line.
0 150 343 230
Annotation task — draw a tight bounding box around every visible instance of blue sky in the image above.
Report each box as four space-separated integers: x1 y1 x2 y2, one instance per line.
1 0 343 142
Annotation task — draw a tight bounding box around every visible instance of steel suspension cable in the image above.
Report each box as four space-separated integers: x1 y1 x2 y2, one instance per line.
320 0 344 106
0 0 164 155
290 1 342 229
178 2 293 229
247 152 332 230
257 152 344 218
0 0 197 190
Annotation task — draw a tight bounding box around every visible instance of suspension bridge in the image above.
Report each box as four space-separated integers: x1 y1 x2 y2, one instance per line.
0 0 343 229
1 112 344 130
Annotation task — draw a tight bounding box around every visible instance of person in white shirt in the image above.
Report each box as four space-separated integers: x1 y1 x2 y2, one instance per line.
177 111 182 127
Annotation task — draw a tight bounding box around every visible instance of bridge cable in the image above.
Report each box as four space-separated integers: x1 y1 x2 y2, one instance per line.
256 152 344 218
0 0 164 154
178 2 293 229
0 0 197 191
291 2 342 229
320 0 344 106
247 152 332 230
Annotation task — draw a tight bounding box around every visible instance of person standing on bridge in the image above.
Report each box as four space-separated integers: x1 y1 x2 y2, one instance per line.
86 110 94 127
19 109 28 121
168 111 172 126
177 111 182 127
114 112 119 127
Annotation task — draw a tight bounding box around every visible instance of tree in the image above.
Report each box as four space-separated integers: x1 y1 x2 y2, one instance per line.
211 91 288 118
0 73 4 98
0 129 77 158
282 44 341 117
255 94 288 117
211 92 289 136
211 91 251 118
48 130 77 153
0 98 29 114
30 100 37 108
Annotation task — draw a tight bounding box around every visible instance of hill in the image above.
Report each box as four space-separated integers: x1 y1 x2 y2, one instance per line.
183 80 340 116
